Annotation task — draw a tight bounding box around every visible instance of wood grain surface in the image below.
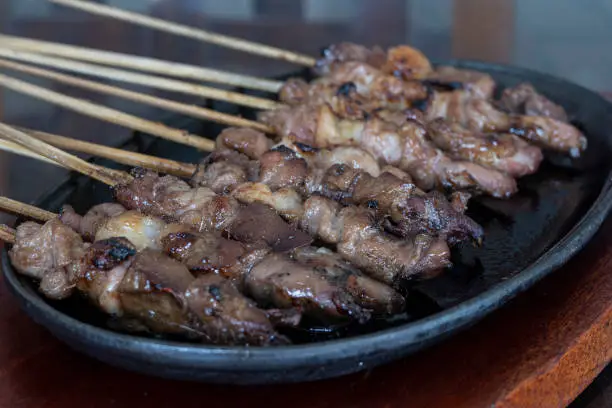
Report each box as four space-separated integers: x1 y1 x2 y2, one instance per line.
0 215 610 408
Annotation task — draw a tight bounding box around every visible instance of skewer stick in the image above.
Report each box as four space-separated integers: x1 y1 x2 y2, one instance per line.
0 35 283 93
0 122 130 186
0 48 280 111
0 57 273 134
0 197 56 222
0 137 130 182
49 0 317 67
18 126 197 178
0 127 189 179
0 72 215 151
0 225 16 244
0 139 69 168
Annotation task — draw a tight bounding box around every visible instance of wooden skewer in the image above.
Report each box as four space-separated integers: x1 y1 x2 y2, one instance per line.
0 197 56 222
0 48 280 111
17 126 197 178
49 0 317 67
0 225 16 244
0 139 70 168
0 57 273 134
0 35 282 93
0 122 196 178
0 137 132 182
0 122 131 186
0 72 216 152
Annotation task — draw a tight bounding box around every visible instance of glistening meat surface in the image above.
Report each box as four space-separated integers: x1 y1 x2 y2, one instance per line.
113 169 311 251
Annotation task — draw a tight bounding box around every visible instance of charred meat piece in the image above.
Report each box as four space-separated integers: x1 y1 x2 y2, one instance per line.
113 168 222 227
508 115 587 158
498 83 568 121
311 145 381 177
60 203 126 241
259 148 308 191
315 42 432 80
427 91 586 157
247 251 371 322
117 249 196 337
228 203 311 252
292 247 405 316
386 190 484 245
278 78 370 120
74 237 136 315
162 230 246 279
93 210 166 251
427 118 543 177
320 163 483 243
300 196 451 285
397 120 518 198
215 127 272 160
9 219 85 299
192 161 248 194
324 62 428 109
424 66 496 99
379 45 433 80
282 62 428 118
186 274 291 346
191 149 260 193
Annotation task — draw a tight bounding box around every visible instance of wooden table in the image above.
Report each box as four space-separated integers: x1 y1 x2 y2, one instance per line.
0 215 610 408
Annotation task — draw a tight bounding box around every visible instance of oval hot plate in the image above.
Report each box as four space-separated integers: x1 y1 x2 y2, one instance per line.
3 61 612 384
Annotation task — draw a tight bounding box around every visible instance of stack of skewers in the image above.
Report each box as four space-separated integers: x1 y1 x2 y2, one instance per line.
0 0 587 346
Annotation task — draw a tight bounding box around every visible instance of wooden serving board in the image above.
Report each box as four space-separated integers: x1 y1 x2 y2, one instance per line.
0 214 610 408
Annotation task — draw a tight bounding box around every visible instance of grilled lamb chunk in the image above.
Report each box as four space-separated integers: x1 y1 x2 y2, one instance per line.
259 148 308 191
498 83 568 121
246 249 398 323
215 127 272 160
315 42 388 75
292 246 405 316
60 203 126 241
320 163 484 243
315 42 432 80
116 249 195 336
74 237 136 315
300 196 451 285
228 203 311 252
9 219 85 299
424 66 496 99
161 230 246 280
427 118 543 178
427 91 586 157
186 274 291 346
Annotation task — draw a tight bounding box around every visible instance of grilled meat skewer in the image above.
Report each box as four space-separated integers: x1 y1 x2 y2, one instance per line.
9 217 289 345
426 89 586 157
260 104 519 198
497 83 569 122
195 127 483 243
59 203 406 321
112 168 312 252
